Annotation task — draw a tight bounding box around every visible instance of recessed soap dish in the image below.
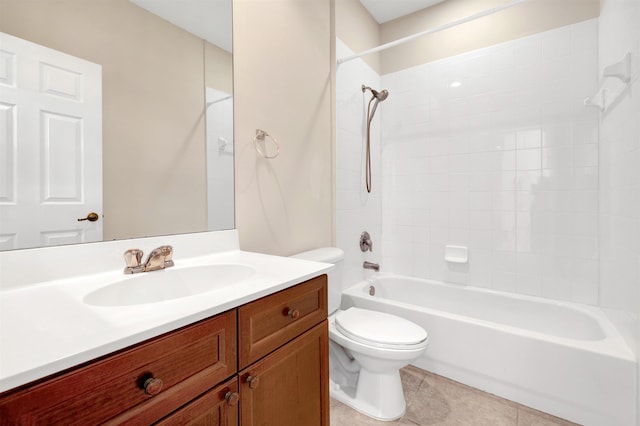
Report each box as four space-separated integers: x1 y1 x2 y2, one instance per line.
445 245 468 264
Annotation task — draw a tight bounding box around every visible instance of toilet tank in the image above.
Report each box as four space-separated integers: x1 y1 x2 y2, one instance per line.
291 247 344 314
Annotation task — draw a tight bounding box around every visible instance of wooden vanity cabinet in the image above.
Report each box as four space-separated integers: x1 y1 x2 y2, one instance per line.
0 274 329 426
0 310 237 426
238 274 329 426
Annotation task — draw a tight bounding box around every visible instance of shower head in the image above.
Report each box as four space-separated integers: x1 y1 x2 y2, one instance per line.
362 85 389 101
361 85 389 194
362 85 389 123
374 89 389 101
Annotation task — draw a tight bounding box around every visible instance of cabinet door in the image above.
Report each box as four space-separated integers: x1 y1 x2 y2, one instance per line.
155 378 239 426
239 321 329 426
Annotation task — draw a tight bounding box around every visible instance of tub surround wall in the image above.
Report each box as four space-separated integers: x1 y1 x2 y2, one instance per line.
379 19 600 305
597 0 640 422
335 38 382 288
336 3 639 422
335 0 383 288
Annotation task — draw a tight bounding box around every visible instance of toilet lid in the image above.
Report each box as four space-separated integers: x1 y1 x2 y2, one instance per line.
335 307 427 348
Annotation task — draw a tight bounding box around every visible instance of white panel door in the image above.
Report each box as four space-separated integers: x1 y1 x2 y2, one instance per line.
0 32 102 250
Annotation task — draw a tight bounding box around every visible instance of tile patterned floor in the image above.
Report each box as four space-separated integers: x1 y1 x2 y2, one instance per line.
330 366 579 426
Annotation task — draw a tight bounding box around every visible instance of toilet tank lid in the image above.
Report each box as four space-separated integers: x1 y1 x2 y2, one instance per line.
291 247 344 263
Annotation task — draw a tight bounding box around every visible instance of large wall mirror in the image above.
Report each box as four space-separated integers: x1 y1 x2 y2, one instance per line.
0 0 233 251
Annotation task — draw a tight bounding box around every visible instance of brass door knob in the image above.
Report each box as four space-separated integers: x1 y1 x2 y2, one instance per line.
78 212 99 222
246 375 260 389
224 391 239 406
143 377 163 396
287 308 300 320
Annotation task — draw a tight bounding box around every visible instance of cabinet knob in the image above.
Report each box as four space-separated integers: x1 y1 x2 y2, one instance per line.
143 377 163 396
224 391 239 406
246 375 260 389
287 308 300 320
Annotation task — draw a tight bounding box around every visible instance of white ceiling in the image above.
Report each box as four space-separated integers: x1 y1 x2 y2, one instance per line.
129 0 446 51
359 0 447 23
129 0 232 52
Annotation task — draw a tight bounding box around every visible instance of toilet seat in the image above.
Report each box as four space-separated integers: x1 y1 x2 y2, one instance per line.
335 308 428 350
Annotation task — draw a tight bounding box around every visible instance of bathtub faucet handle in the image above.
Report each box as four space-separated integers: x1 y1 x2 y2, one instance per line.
360 231 373 252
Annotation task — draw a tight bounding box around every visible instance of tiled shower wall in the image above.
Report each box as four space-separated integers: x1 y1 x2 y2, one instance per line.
336 10 639 422
378 19 600 304
597 0 640 418
335 38 382 287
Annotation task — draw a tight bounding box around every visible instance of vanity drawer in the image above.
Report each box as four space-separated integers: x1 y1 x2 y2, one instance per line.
238 274 327 368
0 310 236 426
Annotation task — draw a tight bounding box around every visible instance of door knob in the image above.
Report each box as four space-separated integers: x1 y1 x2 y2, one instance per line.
78 212 99 222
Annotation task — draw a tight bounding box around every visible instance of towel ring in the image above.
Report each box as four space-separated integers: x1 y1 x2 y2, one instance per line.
253 129 280 159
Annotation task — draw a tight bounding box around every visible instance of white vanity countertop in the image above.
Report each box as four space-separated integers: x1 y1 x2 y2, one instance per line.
0 247 332 393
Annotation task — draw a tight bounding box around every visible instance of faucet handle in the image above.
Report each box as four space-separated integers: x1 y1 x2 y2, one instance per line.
124 249 144 274
360 231 373 252
159 245 174 268
124 249 143 266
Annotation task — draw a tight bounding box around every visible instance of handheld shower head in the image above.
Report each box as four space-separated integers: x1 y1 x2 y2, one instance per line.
362 85 389 101
375 89 389 101
362 85 389 122
361 84 390 194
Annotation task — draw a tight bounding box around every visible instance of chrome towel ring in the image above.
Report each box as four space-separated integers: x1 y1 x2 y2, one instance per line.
254 129 280 159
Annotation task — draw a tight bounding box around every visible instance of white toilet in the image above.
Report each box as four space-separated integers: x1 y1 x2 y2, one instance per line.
292 248 428 421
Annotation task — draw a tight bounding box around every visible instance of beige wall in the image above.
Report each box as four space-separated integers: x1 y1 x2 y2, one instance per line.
335 0 381 73
381 0 600 74
205 42 233 95
233 0 333 255
0 0 209 241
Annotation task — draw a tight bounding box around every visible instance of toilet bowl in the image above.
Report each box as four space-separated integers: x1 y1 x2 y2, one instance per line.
291 248 428 421
329 308 428 420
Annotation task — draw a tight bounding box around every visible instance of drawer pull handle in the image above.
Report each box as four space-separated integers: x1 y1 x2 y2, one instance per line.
224 391 239 406
143 377 163 396
246 375 260 389
287 308 300 320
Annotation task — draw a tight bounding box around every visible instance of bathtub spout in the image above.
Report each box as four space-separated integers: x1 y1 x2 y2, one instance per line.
363 261 380 271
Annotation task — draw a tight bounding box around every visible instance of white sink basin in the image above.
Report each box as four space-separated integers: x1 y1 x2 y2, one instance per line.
84 264 255 306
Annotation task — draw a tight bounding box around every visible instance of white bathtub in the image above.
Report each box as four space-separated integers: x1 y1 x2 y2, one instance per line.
341 274 636 426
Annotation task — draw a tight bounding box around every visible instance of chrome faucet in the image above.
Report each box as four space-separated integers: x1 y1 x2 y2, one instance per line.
124 245 174 274
363 261 380 272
